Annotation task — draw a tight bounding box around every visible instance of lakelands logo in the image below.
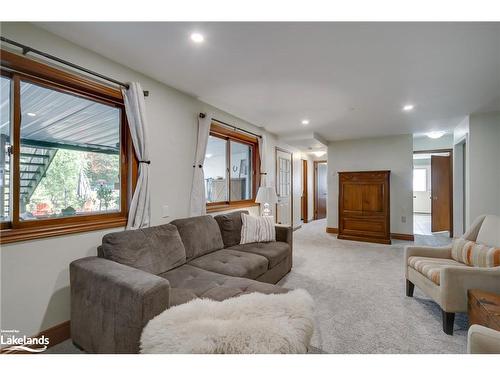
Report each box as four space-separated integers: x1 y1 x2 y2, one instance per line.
1 329 49 353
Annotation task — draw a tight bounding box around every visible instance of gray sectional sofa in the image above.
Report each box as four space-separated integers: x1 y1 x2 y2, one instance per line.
70 210 293 353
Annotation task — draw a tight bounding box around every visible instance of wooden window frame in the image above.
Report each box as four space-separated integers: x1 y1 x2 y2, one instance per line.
205 123 260 213
0 50 138 244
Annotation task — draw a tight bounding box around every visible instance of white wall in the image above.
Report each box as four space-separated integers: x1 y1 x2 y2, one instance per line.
468 111 500 221
0 23 300 337
327 135 413 235
413 134 453 151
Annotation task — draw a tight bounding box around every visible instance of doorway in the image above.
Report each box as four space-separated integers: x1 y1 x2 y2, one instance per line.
275 147 293 226
301 159 308 223
314 160 327 220
413 149 453 236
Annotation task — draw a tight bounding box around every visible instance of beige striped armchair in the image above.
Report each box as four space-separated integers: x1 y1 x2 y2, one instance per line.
404 215 500 335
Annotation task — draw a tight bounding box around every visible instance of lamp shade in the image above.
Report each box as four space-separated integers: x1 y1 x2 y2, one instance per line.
255 186 278 204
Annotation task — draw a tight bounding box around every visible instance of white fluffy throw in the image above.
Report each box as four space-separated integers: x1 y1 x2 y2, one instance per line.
140 289 315 354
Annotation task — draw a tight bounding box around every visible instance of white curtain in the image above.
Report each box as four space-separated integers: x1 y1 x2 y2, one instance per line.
258 134 267 187
189 115 211 216
122 82 151 229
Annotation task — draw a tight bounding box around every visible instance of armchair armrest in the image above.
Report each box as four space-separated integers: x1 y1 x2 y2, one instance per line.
275 225 292 247
468 324 500 354
440 266 500 312
70 256 170 353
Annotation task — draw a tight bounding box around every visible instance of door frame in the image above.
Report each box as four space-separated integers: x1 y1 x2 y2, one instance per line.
313 160 327 220
275 147 293 226
301 159 308 223
413 149 453 237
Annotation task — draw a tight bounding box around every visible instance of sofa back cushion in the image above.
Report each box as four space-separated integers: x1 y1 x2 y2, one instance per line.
101 224 186 275
476 215 500 247
451 238 500 267
171 215 224 261
214 210 249 247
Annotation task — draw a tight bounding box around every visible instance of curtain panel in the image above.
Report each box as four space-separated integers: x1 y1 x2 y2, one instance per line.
189 115 211 216
122 82 151 229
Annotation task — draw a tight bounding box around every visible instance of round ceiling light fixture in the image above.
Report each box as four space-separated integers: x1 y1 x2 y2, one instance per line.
301 119 310 125
402 104 414 111
427 131 446 139
190 33 205 43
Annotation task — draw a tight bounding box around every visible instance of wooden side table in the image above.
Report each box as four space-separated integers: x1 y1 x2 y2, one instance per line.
468 289 500 331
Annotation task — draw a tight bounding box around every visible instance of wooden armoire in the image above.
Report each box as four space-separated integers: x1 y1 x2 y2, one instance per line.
338 171 391 244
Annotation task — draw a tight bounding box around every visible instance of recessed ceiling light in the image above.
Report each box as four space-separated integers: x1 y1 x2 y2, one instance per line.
427 131 446 139
27 112 36 117
301 119 310 125
403 104 414 111
313 150 326 157
190 33 204 43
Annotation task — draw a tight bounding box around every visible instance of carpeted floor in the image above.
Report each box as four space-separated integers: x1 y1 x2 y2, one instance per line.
277 219 467 354
46 219 466 354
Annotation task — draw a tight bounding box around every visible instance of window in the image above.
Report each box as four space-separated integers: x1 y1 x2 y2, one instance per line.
413 168 427 192
204 123 259 211
0 50 136 243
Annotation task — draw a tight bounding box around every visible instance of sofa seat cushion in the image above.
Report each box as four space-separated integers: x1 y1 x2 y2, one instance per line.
408 256 469 285
214 210 249 247
187 249 269 279
170 215 225 261
227 241 290 268
101 224 186 275
159 265 288 306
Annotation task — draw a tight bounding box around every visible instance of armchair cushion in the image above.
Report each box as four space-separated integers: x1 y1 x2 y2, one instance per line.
451 238 500 267
408 256 469 285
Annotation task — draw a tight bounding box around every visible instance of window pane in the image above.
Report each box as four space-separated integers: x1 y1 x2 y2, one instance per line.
19 81 121 220
204 136 227 203
413 169 427 192
0 76 11 222
230 140 252 201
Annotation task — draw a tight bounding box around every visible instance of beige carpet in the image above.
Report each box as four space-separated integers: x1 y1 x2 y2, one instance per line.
278 219 467 354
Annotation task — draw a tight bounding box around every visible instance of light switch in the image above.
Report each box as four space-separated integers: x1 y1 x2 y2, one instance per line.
162 205 169 218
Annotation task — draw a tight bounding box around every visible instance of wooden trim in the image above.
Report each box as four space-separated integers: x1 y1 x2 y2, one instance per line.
0 56 138 243
301 159 308 223
0 320 70 354
313 160 327 220
391 233 415 241
326 227 414 241
0 216 127 244
207 123 260 207
206 201 259 213
1 49 123 103
275 147 293 226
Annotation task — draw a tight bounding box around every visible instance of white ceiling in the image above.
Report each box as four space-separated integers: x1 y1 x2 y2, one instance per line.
35 22 500 141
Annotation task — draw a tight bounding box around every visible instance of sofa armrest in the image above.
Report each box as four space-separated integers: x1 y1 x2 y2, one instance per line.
440 266 500 312
275 225 292 247
468 324 500 354
70 256 170 353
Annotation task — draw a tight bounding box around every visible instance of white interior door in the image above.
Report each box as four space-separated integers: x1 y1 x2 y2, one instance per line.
276 148 292 225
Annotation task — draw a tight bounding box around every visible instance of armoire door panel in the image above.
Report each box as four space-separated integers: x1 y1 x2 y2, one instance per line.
338 171 391 244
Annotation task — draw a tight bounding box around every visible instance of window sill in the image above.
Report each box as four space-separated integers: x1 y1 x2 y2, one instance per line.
0 216 127 245
206 202 259 214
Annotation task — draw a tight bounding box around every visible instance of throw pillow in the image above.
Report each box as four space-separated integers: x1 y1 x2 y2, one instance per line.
240 213 276 244
451 238 500 267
